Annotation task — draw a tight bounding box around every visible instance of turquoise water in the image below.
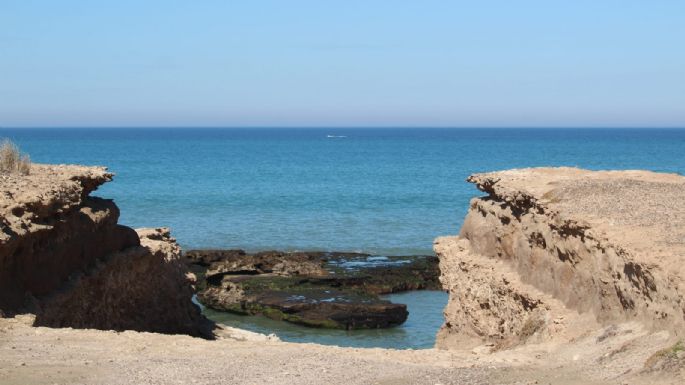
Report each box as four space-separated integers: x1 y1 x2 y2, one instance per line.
5 128 684 255
4 127 684 348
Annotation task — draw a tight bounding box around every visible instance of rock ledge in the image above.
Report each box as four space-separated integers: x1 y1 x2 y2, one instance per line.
0 164 211 337
436 167 685 349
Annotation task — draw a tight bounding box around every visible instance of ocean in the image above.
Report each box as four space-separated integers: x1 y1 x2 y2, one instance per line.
4 127 684 348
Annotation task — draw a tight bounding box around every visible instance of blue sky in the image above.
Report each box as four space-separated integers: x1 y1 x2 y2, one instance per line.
1 1 683 127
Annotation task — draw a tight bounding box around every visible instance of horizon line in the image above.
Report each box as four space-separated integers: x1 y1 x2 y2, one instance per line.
2 126 685 130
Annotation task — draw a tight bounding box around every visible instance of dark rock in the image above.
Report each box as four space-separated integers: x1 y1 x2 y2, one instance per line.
197 275 408 329
184 249 247 267
191 250 440 329
205 251 328 279
324 255 442 294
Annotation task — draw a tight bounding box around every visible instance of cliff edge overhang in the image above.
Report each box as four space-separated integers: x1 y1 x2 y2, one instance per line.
435 167 685 350
0 164 211 337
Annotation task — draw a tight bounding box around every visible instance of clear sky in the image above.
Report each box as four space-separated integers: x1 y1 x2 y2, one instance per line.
1 1 683 128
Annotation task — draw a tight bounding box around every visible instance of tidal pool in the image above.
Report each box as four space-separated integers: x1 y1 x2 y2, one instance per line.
200 290 448 349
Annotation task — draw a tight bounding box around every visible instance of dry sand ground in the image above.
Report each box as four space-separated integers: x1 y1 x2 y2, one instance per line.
1 315 682 385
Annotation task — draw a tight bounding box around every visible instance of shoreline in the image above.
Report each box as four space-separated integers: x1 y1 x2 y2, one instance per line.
1 164 684 384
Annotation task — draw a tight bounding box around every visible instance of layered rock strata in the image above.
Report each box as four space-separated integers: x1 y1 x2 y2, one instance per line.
435 167 685 349
0 164 210 337
189 250 440 329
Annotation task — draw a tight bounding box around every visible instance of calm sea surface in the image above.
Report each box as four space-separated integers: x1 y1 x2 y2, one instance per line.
4 127 684 348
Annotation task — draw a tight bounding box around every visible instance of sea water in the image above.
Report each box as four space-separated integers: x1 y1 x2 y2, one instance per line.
198 291 448 349
5 127 685 348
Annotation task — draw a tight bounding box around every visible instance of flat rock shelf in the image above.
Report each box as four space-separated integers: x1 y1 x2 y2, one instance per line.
186 250 442 332
197 290 449 349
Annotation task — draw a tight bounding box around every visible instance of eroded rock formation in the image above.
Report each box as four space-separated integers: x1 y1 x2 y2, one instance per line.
435 167 685 349
189 250 440 329
0 164 211 337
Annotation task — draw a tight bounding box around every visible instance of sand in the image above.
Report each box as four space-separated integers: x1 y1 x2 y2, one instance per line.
1 315 681 385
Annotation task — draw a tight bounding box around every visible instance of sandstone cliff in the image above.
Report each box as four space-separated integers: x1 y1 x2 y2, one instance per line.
0 164 210 337
435 167 685 349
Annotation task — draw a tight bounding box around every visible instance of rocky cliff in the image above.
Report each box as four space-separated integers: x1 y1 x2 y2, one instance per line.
435 167 685 349
0 164 210 337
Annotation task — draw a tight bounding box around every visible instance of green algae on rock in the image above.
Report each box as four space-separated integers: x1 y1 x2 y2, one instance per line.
188 250 440 329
